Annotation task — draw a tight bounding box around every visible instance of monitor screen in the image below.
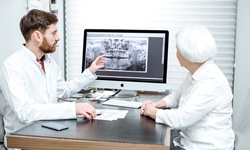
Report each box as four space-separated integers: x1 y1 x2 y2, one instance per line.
82 29 169 93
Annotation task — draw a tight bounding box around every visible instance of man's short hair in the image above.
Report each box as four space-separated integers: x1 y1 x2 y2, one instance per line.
20 9 58 41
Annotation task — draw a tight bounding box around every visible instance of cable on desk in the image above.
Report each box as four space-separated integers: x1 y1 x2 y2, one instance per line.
111 89 121 97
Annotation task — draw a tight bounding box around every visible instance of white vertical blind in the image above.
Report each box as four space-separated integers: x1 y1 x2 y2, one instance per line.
65 0 237 91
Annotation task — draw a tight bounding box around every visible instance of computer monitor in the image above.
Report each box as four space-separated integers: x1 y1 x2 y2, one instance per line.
81 29 169 95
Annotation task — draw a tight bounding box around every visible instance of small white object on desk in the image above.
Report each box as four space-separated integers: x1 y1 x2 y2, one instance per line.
71 93 85 98
102 99 143 109
87 91 116 101
60 97 78 101
87 93 104 101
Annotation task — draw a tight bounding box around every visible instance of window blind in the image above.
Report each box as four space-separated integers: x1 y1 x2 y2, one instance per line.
65 0 237 91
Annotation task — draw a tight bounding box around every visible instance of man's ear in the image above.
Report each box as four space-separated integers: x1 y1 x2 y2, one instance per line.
32 30 43 42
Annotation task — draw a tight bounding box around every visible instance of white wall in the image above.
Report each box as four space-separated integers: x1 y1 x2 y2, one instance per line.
0 1 26 66
233 0 250 149
50 0 65 77
0 0 65 77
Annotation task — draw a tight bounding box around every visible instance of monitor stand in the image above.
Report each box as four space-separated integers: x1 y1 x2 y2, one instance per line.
113 90 138 101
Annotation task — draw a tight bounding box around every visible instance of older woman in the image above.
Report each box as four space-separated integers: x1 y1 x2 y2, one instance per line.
140 25 235 150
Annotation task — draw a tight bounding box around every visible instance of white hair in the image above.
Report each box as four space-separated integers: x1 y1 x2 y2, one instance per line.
175 25 217 63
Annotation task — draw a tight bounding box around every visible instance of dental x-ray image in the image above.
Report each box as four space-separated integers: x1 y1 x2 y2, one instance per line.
85 38 148 72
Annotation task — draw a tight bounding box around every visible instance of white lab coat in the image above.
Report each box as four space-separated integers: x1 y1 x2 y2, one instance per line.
156 59 235 150
0 45 97 147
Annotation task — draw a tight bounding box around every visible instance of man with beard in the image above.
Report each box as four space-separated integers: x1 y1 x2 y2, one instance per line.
0 9 106 148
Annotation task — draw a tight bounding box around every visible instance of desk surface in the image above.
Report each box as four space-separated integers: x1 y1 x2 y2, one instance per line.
7 93 170 150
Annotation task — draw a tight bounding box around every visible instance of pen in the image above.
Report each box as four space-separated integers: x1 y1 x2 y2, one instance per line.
77 112 102 120
77 115 86 120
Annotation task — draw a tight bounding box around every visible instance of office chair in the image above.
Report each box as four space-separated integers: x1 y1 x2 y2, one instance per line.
0 91 6 150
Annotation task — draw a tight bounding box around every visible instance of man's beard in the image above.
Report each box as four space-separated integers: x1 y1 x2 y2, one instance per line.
39 37 57 53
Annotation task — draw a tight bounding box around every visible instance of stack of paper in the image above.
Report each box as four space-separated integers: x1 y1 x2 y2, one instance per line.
94 109 128 121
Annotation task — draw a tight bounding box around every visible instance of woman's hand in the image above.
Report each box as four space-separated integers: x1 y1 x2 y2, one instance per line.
140 101 158 119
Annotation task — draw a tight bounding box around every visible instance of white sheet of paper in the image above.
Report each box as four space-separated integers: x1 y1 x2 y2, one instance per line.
94 109 128 121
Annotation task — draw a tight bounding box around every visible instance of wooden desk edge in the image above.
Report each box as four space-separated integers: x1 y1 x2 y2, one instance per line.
7 130 170 150
165 126 171 146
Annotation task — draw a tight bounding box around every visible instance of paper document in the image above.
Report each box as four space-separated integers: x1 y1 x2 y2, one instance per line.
94 109 128 121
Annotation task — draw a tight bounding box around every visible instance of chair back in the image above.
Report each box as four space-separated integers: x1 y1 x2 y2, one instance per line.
0 91 5 144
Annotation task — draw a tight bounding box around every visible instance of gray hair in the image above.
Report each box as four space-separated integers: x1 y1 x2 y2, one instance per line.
175 25 217 63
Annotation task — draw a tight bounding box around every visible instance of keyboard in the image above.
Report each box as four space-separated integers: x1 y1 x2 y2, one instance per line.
102 99 143 109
